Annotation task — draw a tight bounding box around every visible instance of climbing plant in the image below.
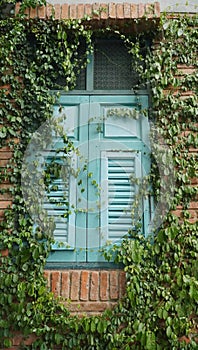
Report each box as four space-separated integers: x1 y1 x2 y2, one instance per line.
0 1 197 349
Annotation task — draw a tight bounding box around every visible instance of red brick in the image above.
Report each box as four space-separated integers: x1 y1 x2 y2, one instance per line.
100 3 108 19
24 7 30 17
0 249 9 257
38 5 45 19
54 4 61 20
15 2 20 15
177 202 198 210
124 3 131 19
119 271 126 298
116 3 124 19
61 4 69 19
0 158 10 166
179 336 191 344
177 64 195 69
51 271 60 297
178 68 196 75
70 271 80 301
13 333 37 346
44 270 50 288
0 201 12 209
0 209 6 218
189 202 198 209
93 3 100 19
0 151 12 159
100 271 109 301
90 271 99 301
109 3 116 18
110 271 119 300
13 333 22 346
24 334 37 345
145 3 154 18
85 4 92 16
29 7 37 18
155 1 160 17
138 3 145 18
80 271 89 301
191 177 198 185
0 192 12 202
77 4 85 19
189 210 197 223
69 4 77 19
0 183 11 190
46 4 53 19
61 271 70 299
69 301 111 312
0 192 12 200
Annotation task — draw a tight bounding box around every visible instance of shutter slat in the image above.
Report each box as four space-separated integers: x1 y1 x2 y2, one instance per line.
109 225 130 231
109 194 134 199
109 195 134 201
108 232 128 239
107 155 136 240
108 168 135 173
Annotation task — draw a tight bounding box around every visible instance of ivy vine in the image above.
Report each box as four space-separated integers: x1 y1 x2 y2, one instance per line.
0 2 197 349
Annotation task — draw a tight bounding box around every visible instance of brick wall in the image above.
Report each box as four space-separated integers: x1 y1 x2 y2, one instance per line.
0 2 197 349
0 83 12 227
166 63 198 224
44 269 126 315
0 145 12 219
15 2 160 21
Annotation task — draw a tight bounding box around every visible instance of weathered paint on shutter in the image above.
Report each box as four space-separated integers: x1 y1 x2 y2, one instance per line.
47 95 89 263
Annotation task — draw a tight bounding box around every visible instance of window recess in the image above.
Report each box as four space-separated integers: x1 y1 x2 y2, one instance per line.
45 95 152 264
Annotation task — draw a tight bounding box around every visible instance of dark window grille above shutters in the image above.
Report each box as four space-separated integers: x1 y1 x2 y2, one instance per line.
75 67 86 90
94 39 139 90
55 38 140 91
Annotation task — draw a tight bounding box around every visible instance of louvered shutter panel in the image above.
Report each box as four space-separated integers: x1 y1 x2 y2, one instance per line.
46 95 89 263
88 95 150 262
101 151 141 245
44 154 76 249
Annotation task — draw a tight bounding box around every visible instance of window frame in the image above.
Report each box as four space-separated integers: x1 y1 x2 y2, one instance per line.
46 40 153 268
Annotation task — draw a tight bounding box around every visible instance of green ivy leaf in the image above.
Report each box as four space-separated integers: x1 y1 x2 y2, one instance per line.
166 326 172 338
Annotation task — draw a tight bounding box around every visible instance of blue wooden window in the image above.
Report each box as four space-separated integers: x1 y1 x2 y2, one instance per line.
46 94 152 264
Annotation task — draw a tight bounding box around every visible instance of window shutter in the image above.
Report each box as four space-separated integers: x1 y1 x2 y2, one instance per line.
47 95 89 263
45 94 151 264
88 95 150 262
101 151 141 245
44 154 76 249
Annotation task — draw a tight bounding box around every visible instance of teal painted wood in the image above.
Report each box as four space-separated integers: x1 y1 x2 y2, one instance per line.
47 95 89 263
87 95 150 262
47 94 151 263
100 151 141 241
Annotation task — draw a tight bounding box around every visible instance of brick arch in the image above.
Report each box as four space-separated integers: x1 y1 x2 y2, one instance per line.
15 2 160 22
